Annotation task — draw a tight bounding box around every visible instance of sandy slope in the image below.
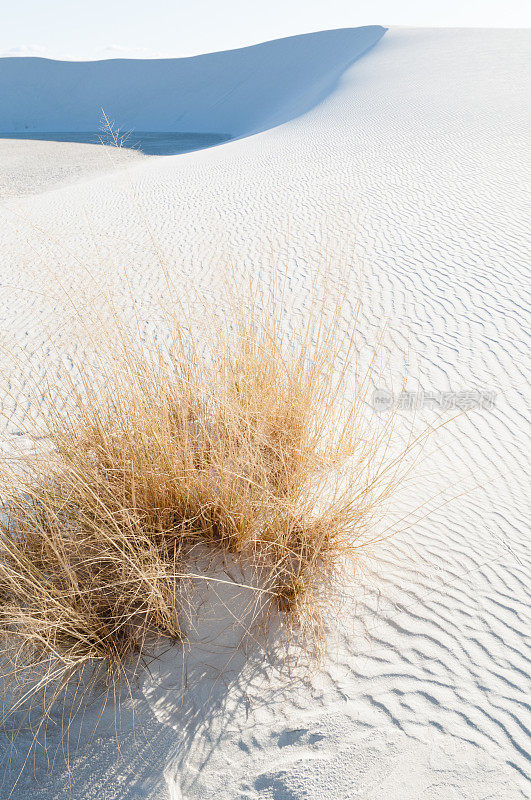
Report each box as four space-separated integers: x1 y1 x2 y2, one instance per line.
0 27 529 800
0 137 144 198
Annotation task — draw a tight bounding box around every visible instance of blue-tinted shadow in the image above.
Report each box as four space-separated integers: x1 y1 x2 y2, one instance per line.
0 131 232 156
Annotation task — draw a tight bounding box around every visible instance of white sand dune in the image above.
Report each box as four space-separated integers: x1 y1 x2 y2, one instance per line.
0 26 529 800
0 27 384 137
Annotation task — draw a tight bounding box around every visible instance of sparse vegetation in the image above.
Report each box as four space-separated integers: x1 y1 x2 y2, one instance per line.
0 277 431 725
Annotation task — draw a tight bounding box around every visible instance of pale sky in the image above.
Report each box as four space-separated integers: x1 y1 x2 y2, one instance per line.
1 0 529 60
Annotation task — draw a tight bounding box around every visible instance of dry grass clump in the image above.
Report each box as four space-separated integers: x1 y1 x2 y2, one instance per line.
0 282 427 717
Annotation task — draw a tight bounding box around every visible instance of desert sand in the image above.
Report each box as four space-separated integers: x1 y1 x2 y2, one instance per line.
0 26 529 800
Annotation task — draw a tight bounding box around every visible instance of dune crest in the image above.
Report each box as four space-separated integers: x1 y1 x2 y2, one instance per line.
0 26 385 139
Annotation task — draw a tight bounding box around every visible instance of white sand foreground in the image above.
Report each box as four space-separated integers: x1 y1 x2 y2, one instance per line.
0 27 529 800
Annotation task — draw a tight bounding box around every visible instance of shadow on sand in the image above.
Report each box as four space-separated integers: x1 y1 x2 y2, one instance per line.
0 559 312 799
0 131 232 156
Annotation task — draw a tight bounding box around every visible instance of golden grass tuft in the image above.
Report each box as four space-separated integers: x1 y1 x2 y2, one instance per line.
0 277 433 724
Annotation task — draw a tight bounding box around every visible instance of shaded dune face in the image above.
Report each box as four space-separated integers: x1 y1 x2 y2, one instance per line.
0 26 386 141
